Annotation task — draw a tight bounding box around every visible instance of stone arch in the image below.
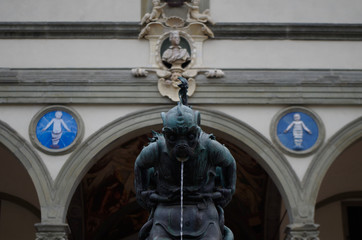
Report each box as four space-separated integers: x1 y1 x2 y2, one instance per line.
304 116 362 209
55 106 301 224
0 120 53 221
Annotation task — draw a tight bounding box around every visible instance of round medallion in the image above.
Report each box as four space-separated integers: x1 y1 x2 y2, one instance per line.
29 106 84 155
271 107 325 156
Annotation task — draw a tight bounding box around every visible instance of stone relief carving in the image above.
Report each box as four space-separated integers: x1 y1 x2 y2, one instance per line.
141 0 167 25
283 113 312 149
158 71 196 101
271 106 325 157
134 0 223 102
285 232 320 240
161 30 191 69
35 232 68 240
285 224 320 240
185 0 214 24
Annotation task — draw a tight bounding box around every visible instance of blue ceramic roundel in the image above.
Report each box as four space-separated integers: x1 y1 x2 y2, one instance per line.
35 110 78 150
276 112 319 151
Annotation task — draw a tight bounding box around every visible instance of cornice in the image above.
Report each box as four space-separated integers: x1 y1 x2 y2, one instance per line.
0 68 361 105
212 23 362 40
0 22 362 40
0 22 141 39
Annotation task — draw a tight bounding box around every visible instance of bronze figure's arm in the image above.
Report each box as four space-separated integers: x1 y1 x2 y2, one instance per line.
209 139 237 207
134 142 159 210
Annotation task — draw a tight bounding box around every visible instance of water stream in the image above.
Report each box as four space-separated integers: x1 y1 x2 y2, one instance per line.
180 161 184 240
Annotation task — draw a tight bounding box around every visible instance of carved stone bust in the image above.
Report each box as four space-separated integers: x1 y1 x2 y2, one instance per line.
162 30 191 69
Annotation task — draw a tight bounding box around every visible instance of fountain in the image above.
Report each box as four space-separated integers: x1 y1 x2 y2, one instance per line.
134 77 236 240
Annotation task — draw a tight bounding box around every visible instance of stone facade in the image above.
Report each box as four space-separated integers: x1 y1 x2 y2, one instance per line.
0 1 362 239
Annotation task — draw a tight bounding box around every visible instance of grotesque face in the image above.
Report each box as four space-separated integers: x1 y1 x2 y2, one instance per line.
162 104 200 162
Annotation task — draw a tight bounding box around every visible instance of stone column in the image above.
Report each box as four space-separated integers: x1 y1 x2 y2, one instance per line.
285 223 320 240
35 223 70 240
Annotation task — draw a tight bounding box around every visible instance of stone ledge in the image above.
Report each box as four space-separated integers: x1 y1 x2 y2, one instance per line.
212 23 362 40
0 68 361 105
35 223 70 233
0 22 362 40
0 22 141 39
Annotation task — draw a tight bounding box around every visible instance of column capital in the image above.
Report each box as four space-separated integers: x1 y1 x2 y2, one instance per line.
35 223 70 240
285 223 320 240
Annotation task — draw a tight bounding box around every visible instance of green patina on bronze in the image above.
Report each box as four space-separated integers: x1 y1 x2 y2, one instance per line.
134 77 236 240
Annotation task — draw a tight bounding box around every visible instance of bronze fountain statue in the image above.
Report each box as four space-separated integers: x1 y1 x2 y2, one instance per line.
134 77 236 240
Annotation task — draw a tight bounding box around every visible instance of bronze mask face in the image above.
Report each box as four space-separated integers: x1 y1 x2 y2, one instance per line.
161 104 200 162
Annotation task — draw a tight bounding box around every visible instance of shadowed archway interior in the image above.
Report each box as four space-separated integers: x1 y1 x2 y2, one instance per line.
0 143 40 239
67 129 282 240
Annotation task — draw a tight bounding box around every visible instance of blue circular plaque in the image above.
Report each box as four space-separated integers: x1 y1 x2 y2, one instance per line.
36 111 78 149
277 112 318 151
271 107 325 156
30 106 84 155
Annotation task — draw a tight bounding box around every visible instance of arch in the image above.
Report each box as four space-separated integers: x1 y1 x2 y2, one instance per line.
316 191 362 210
304 116 362 208
0 192 41 219
0 120 53 221
55 106 301 224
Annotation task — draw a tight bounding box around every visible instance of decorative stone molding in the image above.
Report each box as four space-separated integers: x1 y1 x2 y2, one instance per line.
35 223 70 240
1 22 362 40
137 22 217 101
285 224 320 240
35 232 68 240
137 0 222 101
0 68 362 106
185 0 214 25
211 23 362 41
1 68 362 105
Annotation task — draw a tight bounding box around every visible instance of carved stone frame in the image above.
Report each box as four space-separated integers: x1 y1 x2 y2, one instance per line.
155 30 196 70
270 106 325 157
29 105 84 155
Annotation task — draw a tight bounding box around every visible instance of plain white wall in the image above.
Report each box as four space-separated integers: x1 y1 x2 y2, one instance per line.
0 0 141 21
211 0 362 23
0 40 149 68
2 0 362 23
203 40 362 69
1 39 362 69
